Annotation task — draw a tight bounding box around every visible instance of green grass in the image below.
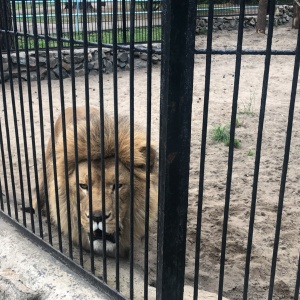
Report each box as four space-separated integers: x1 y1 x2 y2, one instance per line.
247 149 254 156
235 118 242 128
239 92 256 116
18 26 162 50
211 124 240 148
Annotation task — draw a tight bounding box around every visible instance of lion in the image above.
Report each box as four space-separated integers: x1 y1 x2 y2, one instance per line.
32 106 158 258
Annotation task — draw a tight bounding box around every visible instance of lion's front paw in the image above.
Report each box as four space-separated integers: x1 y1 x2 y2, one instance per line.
93 240 117 257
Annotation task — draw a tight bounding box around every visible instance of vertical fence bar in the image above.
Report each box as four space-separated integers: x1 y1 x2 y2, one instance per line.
122 0 127 44
0 180 3 211
1 0 19 222
32 0 53 245
193 0 214 298
43 0 63 252
129 0 136 298
0 55 11 218
112 0 121 291
21 0 44 239
0 122 10 216
294 254 300 300
243 0 276 298
96 0 108 282
144 0 154 298
81 0 95 274
218 0 245 298
67 0 84 266
10 0 27 227
54 0 73 258
156 1 197 299
268 17 300 300
19 0 37 233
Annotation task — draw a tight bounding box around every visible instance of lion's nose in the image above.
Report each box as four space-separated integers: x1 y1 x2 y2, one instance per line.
91 210 110 223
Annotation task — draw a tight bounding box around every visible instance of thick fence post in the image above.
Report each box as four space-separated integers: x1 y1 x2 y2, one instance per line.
156 1 197 299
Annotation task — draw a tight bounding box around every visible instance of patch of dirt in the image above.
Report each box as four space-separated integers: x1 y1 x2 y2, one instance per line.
0 23 299 299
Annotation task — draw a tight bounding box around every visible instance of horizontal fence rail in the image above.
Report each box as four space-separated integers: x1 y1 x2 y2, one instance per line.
1 0 300 299
1 0 294 49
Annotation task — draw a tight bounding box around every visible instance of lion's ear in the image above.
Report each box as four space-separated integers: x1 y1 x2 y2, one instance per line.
134 144 157 172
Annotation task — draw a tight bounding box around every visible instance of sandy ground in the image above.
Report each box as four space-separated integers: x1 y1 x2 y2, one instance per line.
0 23 299 299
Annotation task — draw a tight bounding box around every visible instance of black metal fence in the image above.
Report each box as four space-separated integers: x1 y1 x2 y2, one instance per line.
1 0 295 49
1 0 300 299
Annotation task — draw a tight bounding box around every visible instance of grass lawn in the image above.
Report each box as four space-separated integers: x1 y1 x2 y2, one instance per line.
18 26 162 50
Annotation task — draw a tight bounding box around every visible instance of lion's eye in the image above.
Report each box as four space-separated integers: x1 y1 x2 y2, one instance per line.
79 183 88 190
112 183 123 191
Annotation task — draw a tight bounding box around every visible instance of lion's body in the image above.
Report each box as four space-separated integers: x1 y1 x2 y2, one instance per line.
34 107 158 257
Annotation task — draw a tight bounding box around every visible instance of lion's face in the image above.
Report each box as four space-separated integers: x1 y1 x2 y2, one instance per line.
69 158 131 256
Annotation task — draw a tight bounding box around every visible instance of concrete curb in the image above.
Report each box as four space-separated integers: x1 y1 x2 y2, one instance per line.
0 215 109 300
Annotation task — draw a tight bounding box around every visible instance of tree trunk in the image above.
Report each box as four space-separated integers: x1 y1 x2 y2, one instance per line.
256 0 268 34
292 0 300 29
0 0 15 50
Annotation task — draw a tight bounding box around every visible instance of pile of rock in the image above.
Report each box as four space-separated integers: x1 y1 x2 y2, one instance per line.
195 5 293 33
0 47 161 83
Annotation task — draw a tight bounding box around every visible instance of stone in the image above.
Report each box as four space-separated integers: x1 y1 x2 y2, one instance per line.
152 55 160 64
29 72 38 81
49 58 57 69
39 67 48 79
249 18 256 26
93 60 99 70
102 47 111 53
2 63 8 72
102 58 108 67
89 70 98 76
105 52 112 60
39 51 47 57
74 49 84 55
38 56 47 65
230 20 237 28
105 60 113 74
63 54 84 64
140 53 148 61
199 19 206 27
48 51 56 58
88 62 95 70
75 62 84 70
0 72 9 83
11 53 36 66
53 67 69 79
11 66 28 77
117 52 128 62
74 69 85 77
135 60 147 69
218 24 224 30
48 71 57 80
62 61 71 72
1 55 8 63
118 61 126 68
20 71 38 81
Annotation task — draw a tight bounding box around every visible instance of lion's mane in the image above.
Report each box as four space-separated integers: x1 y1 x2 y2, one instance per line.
35 106 158 257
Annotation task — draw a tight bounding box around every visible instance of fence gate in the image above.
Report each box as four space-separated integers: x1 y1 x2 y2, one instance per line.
0 0 300 299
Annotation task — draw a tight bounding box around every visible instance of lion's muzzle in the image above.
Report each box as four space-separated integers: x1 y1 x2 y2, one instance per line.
88 211 116 244
92 228 116 243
